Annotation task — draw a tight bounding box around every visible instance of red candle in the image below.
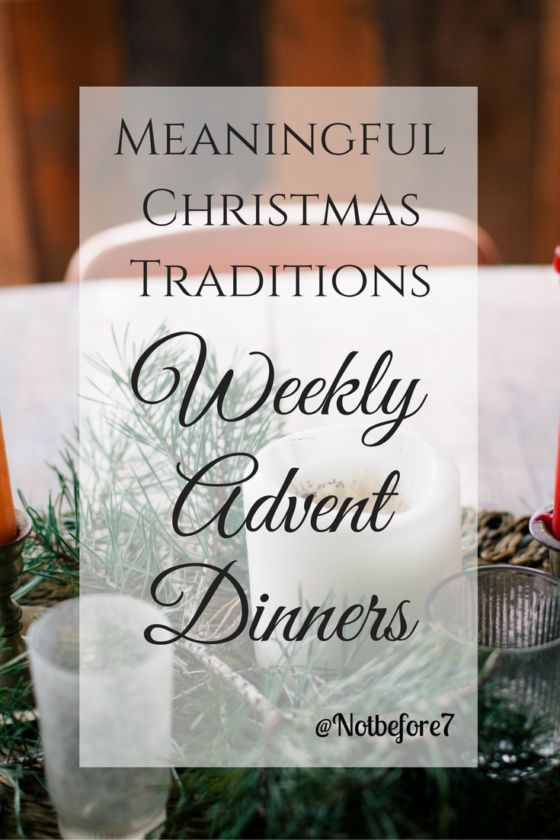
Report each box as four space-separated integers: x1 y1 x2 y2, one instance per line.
551 248 560 539
553 426 560 540
0 413 18 545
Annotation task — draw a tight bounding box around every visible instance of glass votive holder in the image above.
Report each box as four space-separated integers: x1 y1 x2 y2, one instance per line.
28 595 173 839
428 564 560 779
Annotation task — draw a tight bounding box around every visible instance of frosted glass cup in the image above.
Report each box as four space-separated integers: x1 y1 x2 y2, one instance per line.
28 595 173 839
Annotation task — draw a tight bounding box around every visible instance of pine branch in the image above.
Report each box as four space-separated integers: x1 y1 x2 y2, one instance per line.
3 329 560 839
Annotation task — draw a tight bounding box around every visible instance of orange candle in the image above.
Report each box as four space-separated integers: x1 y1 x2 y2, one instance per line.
0 413 18 545
552 424 560 540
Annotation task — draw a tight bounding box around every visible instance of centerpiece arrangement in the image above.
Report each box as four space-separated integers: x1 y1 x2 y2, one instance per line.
1 327 559 836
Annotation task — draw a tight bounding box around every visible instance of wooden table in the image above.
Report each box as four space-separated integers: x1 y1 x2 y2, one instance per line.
0 267 558 514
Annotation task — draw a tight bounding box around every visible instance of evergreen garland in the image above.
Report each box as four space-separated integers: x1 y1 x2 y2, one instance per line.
1 341 560 838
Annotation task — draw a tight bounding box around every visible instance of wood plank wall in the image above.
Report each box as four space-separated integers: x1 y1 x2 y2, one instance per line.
0 5 37 285
267 0 379 85
377 0 545 265
1 0 124 284
533 0 560 261
0 0 558 285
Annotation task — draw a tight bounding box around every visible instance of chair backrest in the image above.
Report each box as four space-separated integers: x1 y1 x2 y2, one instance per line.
66 205 498 282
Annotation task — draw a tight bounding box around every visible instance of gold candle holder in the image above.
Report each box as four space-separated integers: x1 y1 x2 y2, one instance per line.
0 508 32 688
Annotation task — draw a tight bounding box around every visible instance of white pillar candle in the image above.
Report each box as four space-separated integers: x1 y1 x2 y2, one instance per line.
243 425 461 670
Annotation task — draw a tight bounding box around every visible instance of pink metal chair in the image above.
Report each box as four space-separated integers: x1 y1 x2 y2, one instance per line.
66 205 498 282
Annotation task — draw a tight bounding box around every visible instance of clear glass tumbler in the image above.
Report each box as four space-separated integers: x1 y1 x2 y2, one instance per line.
428 564 560 779
28 595 173 839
